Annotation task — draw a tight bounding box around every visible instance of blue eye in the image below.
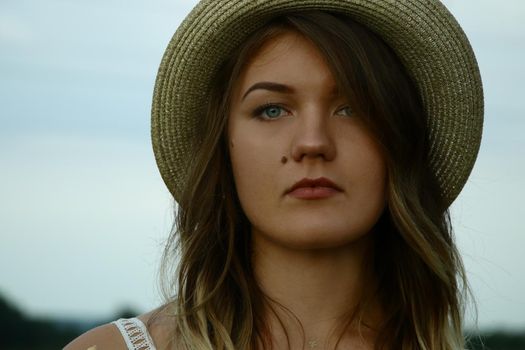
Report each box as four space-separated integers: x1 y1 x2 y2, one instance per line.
264 106 282 118
253 104 289 120
336 106 353 117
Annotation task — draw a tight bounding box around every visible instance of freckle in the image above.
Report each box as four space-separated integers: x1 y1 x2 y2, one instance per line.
281 156 288 164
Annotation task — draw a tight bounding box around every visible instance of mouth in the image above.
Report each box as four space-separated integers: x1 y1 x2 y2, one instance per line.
286 177 343 200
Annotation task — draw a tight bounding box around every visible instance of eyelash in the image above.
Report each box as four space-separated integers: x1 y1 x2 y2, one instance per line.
251 103 353 120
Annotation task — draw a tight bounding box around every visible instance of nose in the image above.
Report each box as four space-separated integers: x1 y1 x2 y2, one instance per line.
290 111 336 162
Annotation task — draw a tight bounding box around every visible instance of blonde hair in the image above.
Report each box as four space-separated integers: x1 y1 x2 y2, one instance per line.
156 11 474 349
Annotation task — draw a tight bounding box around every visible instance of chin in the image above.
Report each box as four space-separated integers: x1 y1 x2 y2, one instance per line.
255 221 374 251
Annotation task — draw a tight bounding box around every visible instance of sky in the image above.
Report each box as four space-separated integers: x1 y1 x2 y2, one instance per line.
1 0 524 332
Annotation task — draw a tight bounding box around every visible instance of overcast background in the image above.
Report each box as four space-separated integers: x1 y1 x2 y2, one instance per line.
1 0 523 332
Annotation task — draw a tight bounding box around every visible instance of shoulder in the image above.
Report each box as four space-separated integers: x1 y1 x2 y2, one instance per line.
64 322 126 350
64 304 178 350
138 305 178 348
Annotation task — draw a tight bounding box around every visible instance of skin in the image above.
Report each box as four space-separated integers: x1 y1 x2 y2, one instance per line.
229 32 387 251
65 30 387 350
228 31 387 348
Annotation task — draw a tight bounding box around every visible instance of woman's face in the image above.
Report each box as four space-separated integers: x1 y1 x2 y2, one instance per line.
228 31 387 250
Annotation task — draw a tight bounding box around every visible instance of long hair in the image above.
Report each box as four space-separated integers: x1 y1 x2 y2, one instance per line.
156 11 473 350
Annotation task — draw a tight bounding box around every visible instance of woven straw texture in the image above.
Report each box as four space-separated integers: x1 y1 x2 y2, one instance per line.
151 0 483 206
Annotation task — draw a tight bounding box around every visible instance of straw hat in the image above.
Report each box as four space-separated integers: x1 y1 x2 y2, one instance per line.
151 0 483 206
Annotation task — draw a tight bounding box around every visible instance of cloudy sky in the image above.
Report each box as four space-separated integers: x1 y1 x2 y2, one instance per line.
1 0 523 331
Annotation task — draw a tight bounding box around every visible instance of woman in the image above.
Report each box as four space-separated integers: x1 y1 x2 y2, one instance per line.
66 0 483 349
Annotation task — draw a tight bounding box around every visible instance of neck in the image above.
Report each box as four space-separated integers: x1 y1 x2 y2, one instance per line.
252 231 381 349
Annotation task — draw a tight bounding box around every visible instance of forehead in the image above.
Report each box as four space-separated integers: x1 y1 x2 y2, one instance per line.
248 31 319 65
234 30 337 93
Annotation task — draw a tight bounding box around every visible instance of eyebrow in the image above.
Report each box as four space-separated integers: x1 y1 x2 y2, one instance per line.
242 82 294 101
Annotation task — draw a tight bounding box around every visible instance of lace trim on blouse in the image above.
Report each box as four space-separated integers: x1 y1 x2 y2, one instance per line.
112 317 157 350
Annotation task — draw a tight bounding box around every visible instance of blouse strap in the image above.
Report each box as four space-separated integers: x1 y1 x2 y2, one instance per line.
112 317 157 350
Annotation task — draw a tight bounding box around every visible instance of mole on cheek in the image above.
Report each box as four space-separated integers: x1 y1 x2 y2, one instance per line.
281 156 288 164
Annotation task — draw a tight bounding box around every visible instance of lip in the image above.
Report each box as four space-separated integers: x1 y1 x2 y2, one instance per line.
286 177 343 200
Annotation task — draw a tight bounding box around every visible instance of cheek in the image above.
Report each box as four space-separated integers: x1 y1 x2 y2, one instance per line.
230 136 273 184
228 131 282 218
338 132 388 219
354 147 388 220
355 152 387 195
